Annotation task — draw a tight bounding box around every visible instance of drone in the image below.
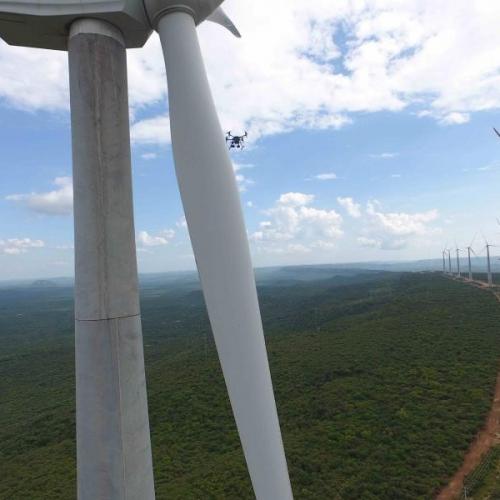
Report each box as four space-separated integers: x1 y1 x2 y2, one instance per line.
226 131 248 150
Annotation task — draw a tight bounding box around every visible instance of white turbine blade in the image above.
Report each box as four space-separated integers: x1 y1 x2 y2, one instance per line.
207 7 241 37
156 12 293 500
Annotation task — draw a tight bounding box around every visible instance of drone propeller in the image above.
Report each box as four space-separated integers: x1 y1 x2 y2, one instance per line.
494 127 500 138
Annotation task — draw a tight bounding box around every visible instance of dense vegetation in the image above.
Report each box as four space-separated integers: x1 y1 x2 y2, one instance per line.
1 271 499 499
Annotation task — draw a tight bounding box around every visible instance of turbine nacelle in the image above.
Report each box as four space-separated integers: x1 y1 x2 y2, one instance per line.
0 0 151 49
0 0 237 50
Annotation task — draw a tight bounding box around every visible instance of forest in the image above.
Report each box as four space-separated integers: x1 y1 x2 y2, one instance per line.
1 269 499 499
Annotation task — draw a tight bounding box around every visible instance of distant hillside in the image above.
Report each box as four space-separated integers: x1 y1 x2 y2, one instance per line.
31 280 58 288
1 272 500 499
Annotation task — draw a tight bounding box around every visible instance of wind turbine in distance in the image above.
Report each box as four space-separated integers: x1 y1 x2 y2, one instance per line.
466 245 476 281
447 248 453 275
442 249 447 274
455 245 461 278
465 234 477 281
484 240 493 287
0 2 293 500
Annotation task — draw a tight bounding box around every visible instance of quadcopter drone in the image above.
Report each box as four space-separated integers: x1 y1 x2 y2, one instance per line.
226 131 248 150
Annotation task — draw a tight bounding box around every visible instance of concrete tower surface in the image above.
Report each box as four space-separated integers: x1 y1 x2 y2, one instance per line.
69 19 154 499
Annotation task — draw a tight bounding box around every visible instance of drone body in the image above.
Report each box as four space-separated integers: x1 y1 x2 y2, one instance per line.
226 130 248 150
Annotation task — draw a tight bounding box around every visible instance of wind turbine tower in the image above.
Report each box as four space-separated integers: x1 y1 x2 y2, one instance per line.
0 2 293 500
442 250 446 274
466 246 474 281
448 249 452 274
456 248 461 278
486 243 493 286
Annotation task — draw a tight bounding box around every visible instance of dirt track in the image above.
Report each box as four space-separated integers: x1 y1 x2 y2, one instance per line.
436 277 500 500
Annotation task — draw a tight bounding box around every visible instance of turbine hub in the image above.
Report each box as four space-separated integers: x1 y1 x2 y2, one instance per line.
142 0 224 29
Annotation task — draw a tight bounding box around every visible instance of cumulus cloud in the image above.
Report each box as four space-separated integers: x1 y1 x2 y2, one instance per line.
1 1 498 142
357 201 439 250
313 172 338 181
6 177 73 215
130 115 171 145
366 201 439 236
0 238 44 255
136 229 175 247
439 112 470 125
251 192 343 254
337 196 362 218
277 192 315 207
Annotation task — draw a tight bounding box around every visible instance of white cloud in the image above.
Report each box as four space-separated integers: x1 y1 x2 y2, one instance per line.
357 236 381 249
366 201 438 237
0 238 44 255
141 152 158 160
477 160 500 172
176 216 188 229
131 115 171 145
358 201 440 250
313 172 338 181
1 1 498 141
337 196 362 218
370 152 399 159
136 229 175 247
251 192 343 254
233 163 254 172
356 236 406 251
235 173 255 192
6 177 73 215
277 192 315 207
439 112 470 125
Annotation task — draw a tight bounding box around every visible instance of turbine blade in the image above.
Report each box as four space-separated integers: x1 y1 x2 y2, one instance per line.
156 12 292 500
207 7 241 37
470 232 477 247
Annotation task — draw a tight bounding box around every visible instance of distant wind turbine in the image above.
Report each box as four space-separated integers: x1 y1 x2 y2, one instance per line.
466 245 476 281
482 237 494 287
455 245 461 278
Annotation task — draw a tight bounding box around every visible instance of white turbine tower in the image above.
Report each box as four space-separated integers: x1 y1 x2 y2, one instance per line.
442 249 447 274
486 242 493 287
455 246 461 278
466 235 477 281
447 248 453 275
466 245 475 281
0 2 293 500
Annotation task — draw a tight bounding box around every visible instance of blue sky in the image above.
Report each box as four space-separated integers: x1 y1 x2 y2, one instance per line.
1 0 499 280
